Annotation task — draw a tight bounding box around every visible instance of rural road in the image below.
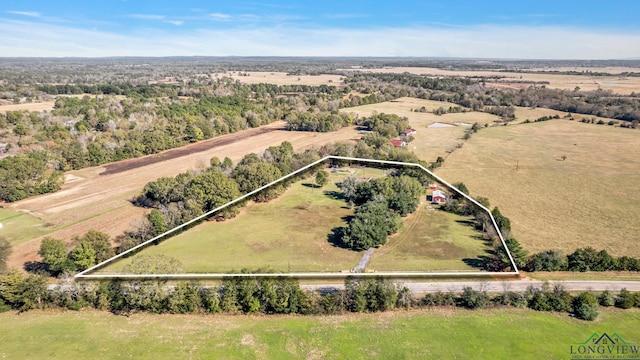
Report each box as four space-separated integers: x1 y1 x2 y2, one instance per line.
301 280 640 294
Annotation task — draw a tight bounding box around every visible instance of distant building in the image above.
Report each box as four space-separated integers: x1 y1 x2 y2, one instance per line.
401 128 417 136
389 139 407 147
431 189 447 204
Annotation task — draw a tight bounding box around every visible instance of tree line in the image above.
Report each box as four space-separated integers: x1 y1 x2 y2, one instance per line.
2 268 640 321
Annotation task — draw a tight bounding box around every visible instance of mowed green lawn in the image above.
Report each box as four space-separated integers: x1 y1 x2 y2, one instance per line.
437 120 640 256
1 308 639 359
0 208 51 246
104 169 392 274
370 204 491 271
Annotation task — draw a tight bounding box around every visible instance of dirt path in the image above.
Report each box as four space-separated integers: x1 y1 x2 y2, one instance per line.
7 122 360 269
353 248 375 272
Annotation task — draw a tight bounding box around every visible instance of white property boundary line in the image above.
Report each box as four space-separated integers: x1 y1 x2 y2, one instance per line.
76 156 519 280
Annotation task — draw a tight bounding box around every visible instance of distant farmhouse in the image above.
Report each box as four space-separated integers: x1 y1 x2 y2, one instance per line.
389 139 407 147
401 128 417 137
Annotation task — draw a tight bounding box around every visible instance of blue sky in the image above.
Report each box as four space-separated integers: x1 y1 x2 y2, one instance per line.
0 0 638 58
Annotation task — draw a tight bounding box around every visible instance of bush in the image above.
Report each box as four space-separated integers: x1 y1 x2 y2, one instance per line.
598 290 614 307
615 289 635 309
458 287 489 309
572 292 599 321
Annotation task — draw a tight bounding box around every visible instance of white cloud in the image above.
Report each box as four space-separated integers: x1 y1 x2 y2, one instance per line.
209 13 231 21
127 14 166 20
6 10 42 18
0 19 638 59
163 20 184 26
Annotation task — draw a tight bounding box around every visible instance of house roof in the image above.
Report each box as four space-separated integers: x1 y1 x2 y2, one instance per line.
402 128 417 135
432 189 446 198
389 139 405 147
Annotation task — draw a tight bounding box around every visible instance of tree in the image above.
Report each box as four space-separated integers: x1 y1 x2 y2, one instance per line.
315 170 329 188
231 162 282 202
69 242 96 271
458 286 489 309
38 237 74 274
341 197 402 251
74 230 114 263
0 237 11 273
0 270 48 312
486 237 528 271
147 209 168 236
340 174 358 204
526 250 567 271
572 292 599 321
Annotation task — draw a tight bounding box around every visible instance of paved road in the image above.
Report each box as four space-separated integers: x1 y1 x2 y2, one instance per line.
301 280 640 294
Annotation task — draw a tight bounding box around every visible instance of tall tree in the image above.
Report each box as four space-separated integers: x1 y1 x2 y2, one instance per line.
315 170 329 188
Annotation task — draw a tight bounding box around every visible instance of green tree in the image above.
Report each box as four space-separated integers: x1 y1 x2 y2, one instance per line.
74 230 114 263
572 292 599 321
0 270 48 311
147 209 168 236
231 162 282 202
526 250 568 271
341 197 402 251
38 237 74 274
315 170 329 188
70 241 96 270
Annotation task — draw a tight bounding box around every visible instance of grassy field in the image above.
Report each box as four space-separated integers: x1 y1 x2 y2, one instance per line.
1 308 638 359
369 204 490 271
103 165 491 275
343 97 502 162
103 168 391 274
437 120 640 256
221 71 344 86
343 67 640 94
0 208 51 246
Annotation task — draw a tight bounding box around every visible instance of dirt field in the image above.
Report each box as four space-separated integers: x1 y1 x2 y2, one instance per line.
217 72 344 86
6 121 361 269
0 100 57 113
342 67 640 94
436 120 640 256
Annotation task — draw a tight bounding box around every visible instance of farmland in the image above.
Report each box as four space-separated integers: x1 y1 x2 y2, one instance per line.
221 71 344 86
4 122 361 269
0 308 638 359
345 67 640 94
437 120 640 256
102 164 488 274
343 97 502 162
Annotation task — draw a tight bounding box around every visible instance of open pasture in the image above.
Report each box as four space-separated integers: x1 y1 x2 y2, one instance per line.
219 71 344 86
369 204 490 272
343 97 502 162
344 67 640 94
101 168 386 274
437 120 640 256
0 308 638 359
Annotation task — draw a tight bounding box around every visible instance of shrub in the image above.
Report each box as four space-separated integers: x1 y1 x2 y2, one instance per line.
572 292 599 321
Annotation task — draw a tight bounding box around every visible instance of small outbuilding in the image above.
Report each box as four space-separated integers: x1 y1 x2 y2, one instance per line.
401 128 417 136
389 139 407 147
431 189 447 204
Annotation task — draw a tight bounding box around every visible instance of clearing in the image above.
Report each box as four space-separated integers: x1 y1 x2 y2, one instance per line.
217 71 343 86
0 308 638 359
437 120 640 256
